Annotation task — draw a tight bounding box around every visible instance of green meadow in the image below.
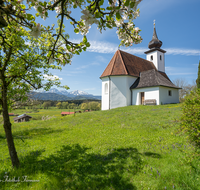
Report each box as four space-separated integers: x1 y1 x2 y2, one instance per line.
0 104 199 190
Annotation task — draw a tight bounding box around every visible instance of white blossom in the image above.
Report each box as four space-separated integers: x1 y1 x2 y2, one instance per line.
115 19 124 27
49 57 54 64
81 9 98 26
134 27 139 32
30 23 41 38
55 7 61 14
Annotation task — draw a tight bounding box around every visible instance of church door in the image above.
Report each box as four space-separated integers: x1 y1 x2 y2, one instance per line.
141 92 144 105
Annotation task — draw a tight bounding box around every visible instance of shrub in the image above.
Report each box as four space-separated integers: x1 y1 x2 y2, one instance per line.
181 89 200 147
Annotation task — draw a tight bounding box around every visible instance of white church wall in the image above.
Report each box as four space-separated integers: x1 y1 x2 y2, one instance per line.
110 76 127 109
132 87 160 105
101 77 110 110
157 51 165 72
147 51 158 69
159 87 179 105
109 76 136 109
146 50 165 72
126 76 137 106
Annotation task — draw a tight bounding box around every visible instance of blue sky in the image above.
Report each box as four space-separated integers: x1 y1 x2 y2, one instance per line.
37 0 200 95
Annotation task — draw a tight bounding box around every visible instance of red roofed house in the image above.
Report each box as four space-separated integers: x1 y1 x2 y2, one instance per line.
100 26 180 110
61 112 74 116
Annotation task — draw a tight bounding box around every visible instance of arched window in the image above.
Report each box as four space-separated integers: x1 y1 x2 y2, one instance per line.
160 55 162 60
151 55 153 61
105 83 108 94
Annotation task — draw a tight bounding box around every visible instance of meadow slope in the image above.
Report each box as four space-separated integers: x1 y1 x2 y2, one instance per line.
0 104 199 190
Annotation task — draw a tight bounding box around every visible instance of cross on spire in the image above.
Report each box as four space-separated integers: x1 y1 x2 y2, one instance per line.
153 20 156 27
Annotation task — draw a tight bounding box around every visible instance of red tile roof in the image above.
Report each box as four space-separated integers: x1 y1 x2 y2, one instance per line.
100 50 156 78
61 112 74 115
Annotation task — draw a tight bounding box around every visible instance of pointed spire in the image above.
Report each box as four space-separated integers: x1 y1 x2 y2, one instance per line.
148 21 162 49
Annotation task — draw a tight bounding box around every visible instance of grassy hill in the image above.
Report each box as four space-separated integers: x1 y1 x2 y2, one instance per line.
0 104 199 189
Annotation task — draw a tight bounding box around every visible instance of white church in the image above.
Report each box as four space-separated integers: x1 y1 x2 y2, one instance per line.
100 26 180 110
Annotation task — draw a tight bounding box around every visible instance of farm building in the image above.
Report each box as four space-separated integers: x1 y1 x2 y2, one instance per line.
61 112 74 116
100 25 181 110
9 113 18 116
13 114 32 123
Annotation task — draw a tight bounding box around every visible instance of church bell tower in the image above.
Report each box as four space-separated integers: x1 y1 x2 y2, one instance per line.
144 21 166 73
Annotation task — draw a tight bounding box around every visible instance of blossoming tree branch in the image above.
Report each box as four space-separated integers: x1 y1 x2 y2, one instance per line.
1 0 142 63
0 0 142 168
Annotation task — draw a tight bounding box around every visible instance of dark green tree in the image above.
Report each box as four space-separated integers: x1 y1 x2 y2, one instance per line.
196 61 200 89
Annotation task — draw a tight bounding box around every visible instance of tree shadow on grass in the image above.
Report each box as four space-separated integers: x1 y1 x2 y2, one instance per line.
13 127 64 139
143 152 162 158
0 134 6 139
13 145 148 189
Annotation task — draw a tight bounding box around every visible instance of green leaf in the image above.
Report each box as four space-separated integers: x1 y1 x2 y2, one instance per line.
85 42 90 47
124 0 130 7
106 7 112 10
99 0 104 6
27 14 33 21
75 51 80 55
21 4 26 9
108 0 112 5
37 6 43 13
95 11 101 18
106 24 112 29
74 28 79 33
106 15 111 21
130 2 135 8
116 12 121 21
83 36 87 43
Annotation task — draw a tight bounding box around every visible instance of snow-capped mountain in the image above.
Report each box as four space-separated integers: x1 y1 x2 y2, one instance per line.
45 88 65 95
32 88 101 100
69 90 89 96
43 88 92 97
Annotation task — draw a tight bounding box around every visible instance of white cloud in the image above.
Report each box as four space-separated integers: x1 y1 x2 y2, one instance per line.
95 55 108 63
43 74 62 80
88 41 118 53
165 48 200 56
72 39 200 56
76 62 100 70
122 47 148 55
138 0 182 18
165 66 174 71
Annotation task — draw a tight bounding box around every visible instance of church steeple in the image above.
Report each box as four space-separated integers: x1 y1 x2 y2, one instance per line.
148 23 163 49
144 21 166 73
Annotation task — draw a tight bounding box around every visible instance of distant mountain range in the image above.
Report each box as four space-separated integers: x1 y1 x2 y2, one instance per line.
31 88 101 101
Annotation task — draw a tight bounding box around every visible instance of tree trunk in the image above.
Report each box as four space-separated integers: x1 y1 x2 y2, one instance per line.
2 83 20 168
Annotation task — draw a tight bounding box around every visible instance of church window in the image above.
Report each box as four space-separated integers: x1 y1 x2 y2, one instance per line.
105 83 108 94
160 55 162 60
151 55 153 61
168 90 172 96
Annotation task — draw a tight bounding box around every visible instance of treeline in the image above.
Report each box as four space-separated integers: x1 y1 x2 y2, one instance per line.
55 101 101 111
14 99 101 111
